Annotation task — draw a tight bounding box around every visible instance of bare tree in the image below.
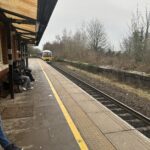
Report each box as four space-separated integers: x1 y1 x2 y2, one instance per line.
143 8 150 52
86 19 108 51
121 8 146 62
43 42 52 50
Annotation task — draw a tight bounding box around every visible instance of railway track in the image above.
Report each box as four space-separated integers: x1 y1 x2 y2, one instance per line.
50 63 150 138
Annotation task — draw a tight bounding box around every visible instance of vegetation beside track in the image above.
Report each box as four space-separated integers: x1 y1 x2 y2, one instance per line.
57 59 150 90
67 65 150 100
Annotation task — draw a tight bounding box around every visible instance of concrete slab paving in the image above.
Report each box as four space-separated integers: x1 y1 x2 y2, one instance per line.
69 93 93 102
106 130 150 150
41 61 117 150
77 100 102 113
88 112 132 134
39 59 150 150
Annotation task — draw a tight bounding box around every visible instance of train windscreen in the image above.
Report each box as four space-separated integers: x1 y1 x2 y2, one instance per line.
42 52 52 57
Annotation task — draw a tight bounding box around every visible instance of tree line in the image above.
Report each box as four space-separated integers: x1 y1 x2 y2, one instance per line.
42 9 150 73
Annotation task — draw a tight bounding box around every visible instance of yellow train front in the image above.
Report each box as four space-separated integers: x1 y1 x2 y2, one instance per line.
42 50 53 62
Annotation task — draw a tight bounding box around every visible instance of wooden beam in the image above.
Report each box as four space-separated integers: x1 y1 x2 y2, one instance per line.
21 35 35 39
0 8 36 22
18 32 35 36
11 19 36 25
15 27 35 34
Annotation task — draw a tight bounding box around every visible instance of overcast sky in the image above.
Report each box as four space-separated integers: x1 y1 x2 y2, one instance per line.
38 0 150 51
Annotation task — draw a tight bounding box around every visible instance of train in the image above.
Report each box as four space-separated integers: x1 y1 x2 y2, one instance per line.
41 50 53 62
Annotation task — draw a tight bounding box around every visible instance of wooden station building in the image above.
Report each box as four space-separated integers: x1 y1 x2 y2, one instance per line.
0 0 58 98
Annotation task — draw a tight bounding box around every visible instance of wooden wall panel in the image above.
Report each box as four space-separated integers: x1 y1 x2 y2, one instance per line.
0 22 8 64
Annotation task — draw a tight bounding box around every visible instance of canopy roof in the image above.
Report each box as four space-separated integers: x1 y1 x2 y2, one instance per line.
0 0 58 45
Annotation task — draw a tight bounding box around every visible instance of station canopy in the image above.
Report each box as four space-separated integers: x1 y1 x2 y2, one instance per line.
0 0 58 45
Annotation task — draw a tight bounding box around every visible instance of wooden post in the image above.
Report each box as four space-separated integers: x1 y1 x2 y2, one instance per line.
17 35 21 57
22 42 26 68
7 24 14 99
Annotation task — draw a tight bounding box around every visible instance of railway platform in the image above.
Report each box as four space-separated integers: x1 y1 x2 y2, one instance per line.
0 58 149 150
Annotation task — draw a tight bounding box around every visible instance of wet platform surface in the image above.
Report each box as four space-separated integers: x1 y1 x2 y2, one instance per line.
0 58 150 150
0 59 79 150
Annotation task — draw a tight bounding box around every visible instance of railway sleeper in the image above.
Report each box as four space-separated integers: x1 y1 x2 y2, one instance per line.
100 101 113 104
127 120 146 128
118 114 134 120
105 104 117 108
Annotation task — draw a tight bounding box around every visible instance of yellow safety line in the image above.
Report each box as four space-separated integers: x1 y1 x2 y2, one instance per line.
39 62 89 150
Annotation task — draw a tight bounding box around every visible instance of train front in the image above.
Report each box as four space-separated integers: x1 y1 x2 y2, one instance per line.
42 50 52 62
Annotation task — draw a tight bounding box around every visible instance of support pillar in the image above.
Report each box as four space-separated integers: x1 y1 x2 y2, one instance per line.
7 24 14 99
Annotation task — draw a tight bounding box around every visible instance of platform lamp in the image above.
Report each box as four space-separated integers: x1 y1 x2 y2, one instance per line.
25 42 28 68
36 22 40 33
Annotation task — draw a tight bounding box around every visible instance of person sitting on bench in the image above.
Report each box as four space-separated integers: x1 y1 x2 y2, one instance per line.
20 60 35 82
13 62 33 91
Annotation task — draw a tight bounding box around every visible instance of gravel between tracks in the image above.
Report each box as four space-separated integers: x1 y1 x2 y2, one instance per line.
53 62 150 118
